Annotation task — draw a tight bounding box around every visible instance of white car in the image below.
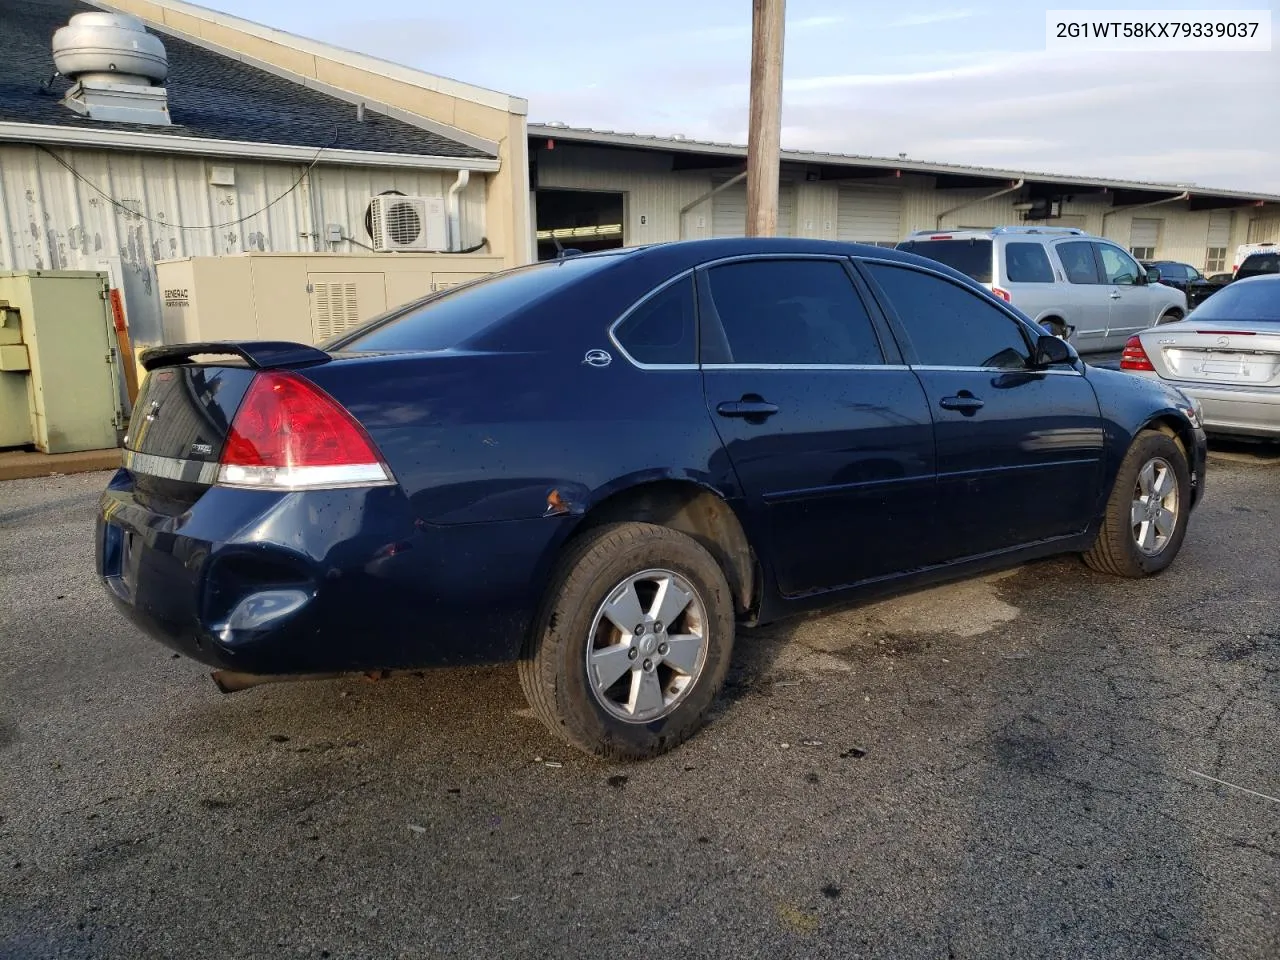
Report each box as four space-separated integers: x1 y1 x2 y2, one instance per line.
897 226 1188 354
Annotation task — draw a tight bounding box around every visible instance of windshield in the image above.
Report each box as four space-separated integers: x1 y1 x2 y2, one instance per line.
1189 280 1279 322
326 254 623 352
896 239 994 283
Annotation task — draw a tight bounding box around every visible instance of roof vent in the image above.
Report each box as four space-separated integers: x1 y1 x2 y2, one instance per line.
53 12 171 126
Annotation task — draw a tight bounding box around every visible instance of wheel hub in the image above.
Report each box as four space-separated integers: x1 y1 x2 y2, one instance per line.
585 568 708 724
1130 456 1180 557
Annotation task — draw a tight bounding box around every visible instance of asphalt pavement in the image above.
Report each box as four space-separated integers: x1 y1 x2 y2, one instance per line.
1 448 1277 960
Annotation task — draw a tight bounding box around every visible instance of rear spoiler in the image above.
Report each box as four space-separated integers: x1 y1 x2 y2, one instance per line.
139 341 330 372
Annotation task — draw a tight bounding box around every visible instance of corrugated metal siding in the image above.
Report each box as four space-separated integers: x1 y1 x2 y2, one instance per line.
1247 217 1280 243
0 144 484 347
836 188 902 243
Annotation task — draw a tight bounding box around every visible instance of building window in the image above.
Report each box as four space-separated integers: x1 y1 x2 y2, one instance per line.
1130 246 1156 260
1206 247 1227 272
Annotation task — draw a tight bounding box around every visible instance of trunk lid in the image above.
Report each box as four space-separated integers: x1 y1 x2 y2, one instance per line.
1140 321 1280 387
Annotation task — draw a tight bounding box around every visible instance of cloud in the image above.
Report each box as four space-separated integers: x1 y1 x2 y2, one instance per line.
528 42 1278 193
888 9 976 28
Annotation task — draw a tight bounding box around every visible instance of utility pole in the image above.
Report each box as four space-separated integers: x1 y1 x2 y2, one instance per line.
746 0 785 236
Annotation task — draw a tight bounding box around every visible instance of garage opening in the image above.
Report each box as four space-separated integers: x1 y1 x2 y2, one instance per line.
535 189 625 260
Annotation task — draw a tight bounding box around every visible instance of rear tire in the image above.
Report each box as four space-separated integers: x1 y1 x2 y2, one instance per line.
1158 310 1183 325
519 522 736 760
1083 431 1190 577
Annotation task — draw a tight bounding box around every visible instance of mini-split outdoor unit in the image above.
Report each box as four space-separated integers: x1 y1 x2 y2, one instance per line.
368 195 448 252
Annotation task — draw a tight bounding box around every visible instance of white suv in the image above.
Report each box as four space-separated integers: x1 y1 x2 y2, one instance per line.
896 226 1187 353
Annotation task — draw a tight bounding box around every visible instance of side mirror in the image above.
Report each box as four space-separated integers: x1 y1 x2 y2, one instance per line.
1145 267 1161 284
1033 333 1075 367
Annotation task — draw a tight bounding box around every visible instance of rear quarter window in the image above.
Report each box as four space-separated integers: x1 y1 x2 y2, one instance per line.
896 239 994 284
1003 242 1055 283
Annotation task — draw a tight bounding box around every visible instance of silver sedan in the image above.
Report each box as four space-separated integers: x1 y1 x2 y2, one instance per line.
1121 275 1280 439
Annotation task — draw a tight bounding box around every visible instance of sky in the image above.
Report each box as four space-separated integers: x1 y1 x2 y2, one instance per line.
199 0 1279 193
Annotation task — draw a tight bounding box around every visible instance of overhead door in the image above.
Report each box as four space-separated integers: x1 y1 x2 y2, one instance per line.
836 188 902 245
1207 212 1233 248
712 180 794 237
1129 218 1161 257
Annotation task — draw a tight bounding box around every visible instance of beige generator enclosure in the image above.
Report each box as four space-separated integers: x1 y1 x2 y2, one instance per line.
0 271 125 454
154 252 506 348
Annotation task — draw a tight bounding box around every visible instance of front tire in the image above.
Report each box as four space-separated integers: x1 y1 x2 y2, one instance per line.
1083 430 1191 577
519 522 736 760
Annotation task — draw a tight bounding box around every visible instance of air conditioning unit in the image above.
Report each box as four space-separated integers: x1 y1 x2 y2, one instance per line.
368 195 448 252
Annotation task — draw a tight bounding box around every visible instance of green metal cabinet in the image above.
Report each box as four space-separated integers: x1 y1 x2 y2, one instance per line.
0 271 124 454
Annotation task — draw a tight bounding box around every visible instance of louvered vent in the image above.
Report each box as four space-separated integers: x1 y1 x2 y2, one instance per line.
309 282 360 342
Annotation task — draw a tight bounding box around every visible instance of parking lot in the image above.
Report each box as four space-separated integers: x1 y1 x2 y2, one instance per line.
1 448 1277 960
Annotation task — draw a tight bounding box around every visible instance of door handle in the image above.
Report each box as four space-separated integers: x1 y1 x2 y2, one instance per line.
1110 292 1122 299
717 399 779 418
938 394 985 413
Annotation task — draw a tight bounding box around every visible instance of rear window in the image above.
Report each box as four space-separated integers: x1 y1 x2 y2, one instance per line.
896 239 993 284
1004 242 1054 283
329 255 620 352
1190 280 1279 321
1237 254 1280 279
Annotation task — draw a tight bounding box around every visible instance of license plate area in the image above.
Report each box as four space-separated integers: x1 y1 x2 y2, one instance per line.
1166 348 1277 384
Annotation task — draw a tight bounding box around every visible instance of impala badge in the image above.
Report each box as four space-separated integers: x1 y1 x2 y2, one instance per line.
583 349 612 368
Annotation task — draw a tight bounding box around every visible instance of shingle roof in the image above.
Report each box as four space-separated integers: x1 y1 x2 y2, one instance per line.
0 0 494 160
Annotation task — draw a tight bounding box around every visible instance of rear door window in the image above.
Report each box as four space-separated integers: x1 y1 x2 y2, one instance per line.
895 239 994 283
866 263 1032 370
1004 242 1054 283
702 259 885 365
613 276 697 365
1056 241 1102 284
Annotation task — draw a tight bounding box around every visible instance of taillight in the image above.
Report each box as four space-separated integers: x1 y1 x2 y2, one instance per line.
991 287 1011 302
1120 336 1155 372
218 371 392 490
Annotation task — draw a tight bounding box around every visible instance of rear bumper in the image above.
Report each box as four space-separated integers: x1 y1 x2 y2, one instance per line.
96 470 565 675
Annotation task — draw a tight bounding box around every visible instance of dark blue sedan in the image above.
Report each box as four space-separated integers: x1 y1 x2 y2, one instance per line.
97 239 1207 759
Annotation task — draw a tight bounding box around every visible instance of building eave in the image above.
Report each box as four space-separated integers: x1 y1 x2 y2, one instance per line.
0 121 502 172
528 124 1280 207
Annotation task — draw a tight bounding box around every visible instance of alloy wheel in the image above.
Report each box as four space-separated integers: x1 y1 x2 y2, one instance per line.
585 568 708 723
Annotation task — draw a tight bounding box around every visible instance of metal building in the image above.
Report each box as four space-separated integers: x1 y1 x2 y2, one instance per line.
527 126 1280 269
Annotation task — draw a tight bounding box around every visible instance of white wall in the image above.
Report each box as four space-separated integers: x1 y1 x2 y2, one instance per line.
0 143 487 347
